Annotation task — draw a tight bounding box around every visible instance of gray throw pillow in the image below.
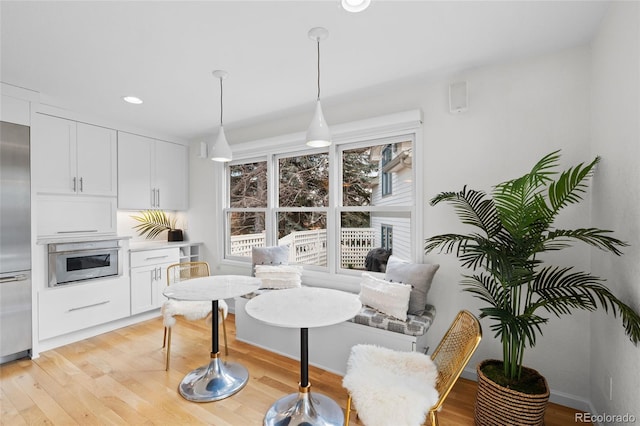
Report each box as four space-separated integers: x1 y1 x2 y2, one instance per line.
251 245 290 276
384 255 440 315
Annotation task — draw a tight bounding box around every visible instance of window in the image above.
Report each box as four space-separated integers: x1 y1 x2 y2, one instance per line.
227 161 267 257
221 110 421 278
381 224 393 252
277 153 329 266
380 145 392 196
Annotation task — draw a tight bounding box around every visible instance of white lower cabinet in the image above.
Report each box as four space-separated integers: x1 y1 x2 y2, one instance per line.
130 248 180 315
39 276 130 340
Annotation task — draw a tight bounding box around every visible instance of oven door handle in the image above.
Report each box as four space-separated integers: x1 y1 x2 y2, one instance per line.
50 247 119 256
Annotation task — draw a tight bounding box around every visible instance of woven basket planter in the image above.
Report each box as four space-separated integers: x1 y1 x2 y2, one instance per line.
474 360 550 426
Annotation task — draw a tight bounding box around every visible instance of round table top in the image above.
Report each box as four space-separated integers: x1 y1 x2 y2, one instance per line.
245 287 362 329
163 275 261 301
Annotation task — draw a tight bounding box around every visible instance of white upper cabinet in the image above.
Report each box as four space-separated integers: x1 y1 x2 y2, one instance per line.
117 131 188 211
32 114 117 196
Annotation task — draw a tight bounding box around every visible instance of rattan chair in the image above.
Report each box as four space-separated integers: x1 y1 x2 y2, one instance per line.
162 261 229 371
344 310 482 426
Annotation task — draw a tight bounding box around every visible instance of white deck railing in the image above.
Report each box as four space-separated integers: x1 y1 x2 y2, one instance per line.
230 228 376 269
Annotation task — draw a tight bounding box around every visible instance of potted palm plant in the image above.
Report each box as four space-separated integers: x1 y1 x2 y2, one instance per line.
425 150 640 425
131 210 183 241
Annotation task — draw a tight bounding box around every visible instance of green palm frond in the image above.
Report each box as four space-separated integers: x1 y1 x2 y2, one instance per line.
481 307 547 348
425 150 638 381
430 186 502 238
544 228 628 255
529 266 640 344
461 273 509 307
131 210 178 239
547 157 599 214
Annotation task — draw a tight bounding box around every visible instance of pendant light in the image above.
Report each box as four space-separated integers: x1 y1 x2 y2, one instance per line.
210 70 232 162
306 27 332 147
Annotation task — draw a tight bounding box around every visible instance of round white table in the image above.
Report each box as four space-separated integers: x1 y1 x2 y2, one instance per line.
163 275 261 402
245 286 362 426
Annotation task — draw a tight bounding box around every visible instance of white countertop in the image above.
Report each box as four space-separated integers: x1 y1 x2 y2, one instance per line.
128 240 202 252
245 287 362 329
37 235 132 245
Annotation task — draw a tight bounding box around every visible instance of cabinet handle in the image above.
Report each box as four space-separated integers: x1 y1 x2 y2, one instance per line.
79 177 84 192
72 177 77 192
156 189 160 207
0 274 27 283
57 230 98 234
67 300 110 312
145 255 169 261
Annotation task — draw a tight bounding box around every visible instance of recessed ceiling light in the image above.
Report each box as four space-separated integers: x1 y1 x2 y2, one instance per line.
122 96 143 104
342 0 371 13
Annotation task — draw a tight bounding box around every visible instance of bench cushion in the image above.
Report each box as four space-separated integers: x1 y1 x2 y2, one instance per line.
241 290 436 337
348 304 436 337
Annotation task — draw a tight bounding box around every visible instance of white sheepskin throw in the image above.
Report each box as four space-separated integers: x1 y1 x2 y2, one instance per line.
162 300 228 328
343 344 439 426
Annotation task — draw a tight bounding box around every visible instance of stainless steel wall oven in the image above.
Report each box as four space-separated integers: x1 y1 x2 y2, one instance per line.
48 240 122 287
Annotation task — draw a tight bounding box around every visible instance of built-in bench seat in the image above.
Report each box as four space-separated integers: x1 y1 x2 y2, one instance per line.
234 289 436 376
349 304 436 336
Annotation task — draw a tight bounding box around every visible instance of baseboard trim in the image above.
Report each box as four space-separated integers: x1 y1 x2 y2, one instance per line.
460 366 593 413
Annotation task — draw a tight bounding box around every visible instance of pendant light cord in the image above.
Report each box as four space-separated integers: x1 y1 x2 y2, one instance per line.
316 39 321 101
219 77 224 127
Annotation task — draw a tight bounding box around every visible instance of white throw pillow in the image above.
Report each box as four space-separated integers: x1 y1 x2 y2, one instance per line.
255 264 303 289
359 272 411 321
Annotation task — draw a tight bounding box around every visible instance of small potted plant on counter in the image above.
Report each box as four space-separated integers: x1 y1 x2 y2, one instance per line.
131 210 183 241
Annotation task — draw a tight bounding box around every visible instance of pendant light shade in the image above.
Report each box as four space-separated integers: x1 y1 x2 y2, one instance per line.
210 125 232 162
306 100 331 147
306 27 331 147
211 70 232 162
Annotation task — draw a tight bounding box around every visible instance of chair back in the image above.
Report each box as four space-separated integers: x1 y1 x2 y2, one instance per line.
166 261 210 285
430 310 482 412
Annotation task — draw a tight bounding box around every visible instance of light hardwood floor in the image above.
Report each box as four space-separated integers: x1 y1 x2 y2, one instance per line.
1 314 589 425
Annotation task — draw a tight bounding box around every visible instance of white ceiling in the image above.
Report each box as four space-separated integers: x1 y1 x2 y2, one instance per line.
1 1 610 142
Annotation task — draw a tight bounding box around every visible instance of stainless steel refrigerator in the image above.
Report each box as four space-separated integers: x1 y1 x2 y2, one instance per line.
0 121 32 363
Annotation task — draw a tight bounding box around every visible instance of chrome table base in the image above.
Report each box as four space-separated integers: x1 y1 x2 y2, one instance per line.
179 353 249 402
264 384 343 426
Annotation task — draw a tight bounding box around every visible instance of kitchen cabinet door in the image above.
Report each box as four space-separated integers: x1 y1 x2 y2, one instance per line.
37 195 116 237
39 276 130 340
130 265 156 314
117 132 154 210
117 132 188 211
76 123 117 196
130 247 179 314
130 261 175 314
154 140 187 211
32 114 77 195
33 114 117 197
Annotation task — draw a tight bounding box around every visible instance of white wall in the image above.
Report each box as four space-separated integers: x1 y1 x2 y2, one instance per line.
190 42 628 409
417 47 594 409
590 1 640 420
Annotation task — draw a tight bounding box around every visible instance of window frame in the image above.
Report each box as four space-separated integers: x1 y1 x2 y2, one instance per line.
218 110 424 290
